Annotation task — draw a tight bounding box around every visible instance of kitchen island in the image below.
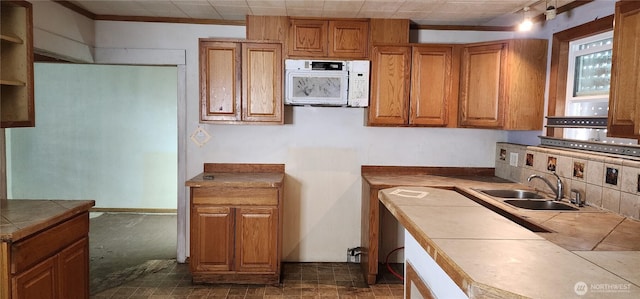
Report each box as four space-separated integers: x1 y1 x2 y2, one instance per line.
361 166 640 297
380 186 638 298
0 199 95 299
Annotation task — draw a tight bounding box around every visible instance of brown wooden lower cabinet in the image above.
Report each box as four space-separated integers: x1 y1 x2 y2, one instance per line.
189 187 282 285
3 213 90 299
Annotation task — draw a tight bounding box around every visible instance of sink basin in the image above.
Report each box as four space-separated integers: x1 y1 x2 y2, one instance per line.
480 189 544 199
504 199 578 211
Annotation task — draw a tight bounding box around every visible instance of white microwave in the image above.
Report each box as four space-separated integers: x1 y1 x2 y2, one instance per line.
284 59 370 107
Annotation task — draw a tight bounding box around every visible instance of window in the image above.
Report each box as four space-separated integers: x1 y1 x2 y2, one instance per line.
563 31 612 141
547 15 636 145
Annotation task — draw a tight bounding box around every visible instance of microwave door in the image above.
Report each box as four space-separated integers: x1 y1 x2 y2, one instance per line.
286 71 348 106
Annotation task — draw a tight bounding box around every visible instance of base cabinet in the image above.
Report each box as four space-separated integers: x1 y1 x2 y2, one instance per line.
189 186 282 284
2 213 90 299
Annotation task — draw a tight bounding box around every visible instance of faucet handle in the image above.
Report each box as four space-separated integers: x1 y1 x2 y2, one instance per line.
570 189 584 207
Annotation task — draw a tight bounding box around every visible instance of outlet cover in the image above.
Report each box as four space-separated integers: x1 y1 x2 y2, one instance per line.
509 153 519 167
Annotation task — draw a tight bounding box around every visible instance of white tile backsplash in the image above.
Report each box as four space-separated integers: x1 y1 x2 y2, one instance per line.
620 192 640 219
586 160 604 186
621 166 640 194
586 183 603 207
602 187 621 213
556 155 572 179
496 142 640 220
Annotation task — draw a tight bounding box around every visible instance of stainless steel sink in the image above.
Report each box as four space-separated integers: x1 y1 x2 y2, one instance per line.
504 199 578 211
480 189 544 199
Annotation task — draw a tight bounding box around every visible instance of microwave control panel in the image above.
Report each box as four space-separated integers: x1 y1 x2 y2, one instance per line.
347 60 370 107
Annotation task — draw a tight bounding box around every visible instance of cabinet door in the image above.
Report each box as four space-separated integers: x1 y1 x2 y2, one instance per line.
199 41 242 122
368 45 412 126
58 237 89 299
242 43 283 123
191 206 234 272
608 1 640 138
235 207 278 273
12 256 56 299
329 20 369 58
289 19 327 57
410 45 456 126
459 42 506 128
370 19 410 44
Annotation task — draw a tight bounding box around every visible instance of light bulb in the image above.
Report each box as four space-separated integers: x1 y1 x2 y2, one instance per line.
519 18 533 31
518 6 533 31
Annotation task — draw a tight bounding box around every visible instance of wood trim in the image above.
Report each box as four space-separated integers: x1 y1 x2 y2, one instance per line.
546 15 614 137
0 242 10 299
203 163 285 173
89 207 177 214
412 24 514 32
361 166 495 176
0 129 6 201
52 0 245 25
405 261 435 299
52 0 96 19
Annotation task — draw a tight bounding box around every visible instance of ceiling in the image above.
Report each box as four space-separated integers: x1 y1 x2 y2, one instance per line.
62 0 579 28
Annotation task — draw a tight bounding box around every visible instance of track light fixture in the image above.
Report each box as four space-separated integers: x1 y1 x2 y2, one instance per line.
545 0 557 20
518 6 533 31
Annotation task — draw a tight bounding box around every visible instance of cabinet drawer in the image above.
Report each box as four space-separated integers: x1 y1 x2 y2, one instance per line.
11 213 89 274
192 187 278 206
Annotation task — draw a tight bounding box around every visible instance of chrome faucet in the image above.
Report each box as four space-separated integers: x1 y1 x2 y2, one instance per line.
527 172 564 201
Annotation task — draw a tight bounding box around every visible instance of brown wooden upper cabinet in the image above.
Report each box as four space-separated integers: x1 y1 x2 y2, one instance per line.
459 39 547 130
368 44 458 127
608 1 640 139
1 0 34 128
289 18 369 59
199 39 283 124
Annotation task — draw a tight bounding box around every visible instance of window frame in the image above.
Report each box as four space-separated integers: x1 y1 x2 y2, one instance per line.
546 15 614 138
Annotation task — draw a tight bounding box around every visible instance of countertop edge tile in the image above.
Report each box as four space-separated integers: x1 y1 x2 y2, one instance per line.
1 199 95 242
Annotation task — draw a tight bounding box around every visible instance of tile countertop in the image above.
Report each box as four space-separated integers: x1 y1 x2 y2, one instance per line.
185 172 284 188
0 199 95 242
379 185 640 299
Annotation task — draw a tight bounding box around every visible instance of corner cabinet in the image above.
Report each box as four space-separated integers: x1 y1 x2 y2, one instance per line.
458 39 547 130
1 0 34 128
368 44 458 127
289 18 369 59
199 39 283 124
187 163 284 285
608 1 640 138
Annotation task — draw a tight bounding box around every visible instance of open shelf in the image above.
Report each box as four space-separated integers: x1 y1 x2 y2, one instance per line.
1 1 34 128
0 33 23 44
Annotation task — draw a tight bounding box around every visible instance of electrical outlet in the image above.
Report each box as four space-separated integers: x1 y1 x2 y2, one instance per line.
509 153 519 167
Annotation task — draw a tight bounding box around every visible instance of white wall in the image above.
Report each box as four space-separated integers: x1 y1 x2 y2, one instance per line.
27 0 616 262
7 64 178 209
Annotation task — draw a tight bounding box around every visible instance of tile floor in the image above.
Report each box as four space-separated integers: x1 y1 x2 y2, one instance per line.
91 262 404 299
